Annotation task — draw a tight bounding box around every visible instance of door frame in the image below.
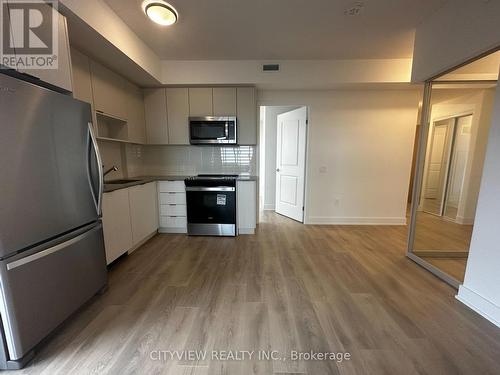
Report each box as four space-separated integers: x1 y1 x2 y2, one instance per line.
257 103 311 223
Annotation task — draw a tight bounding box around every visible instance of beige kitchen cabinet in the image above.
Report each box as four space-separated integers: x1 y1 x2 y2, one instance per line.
102 189 133 265
90 60 127 120
166 88 190 144
213 87 237 116
125 81 147 144
129 182 158 246
144 88 169 144
189 88 213 116
236 87 257 145
70 47 98 131
237 180 257 234
70 48 93 104
14 6 73 92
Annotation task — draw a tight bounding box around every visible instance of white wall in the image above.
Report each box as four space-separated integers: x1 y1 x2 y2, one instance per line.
162 59 413 89
261 106 300 210
412 0 500 82
457 79 500 328
259 89 421 224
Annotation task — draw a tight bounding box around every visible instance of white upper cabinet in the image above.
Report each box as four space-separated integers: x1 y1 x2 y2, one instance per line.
213 87 237 116
125 81 146 144
90 60 127 120
13 6 73 92
144 88 168 144
166 88 190 145
189 88 213 116
70 47 93 104
237 87 257 145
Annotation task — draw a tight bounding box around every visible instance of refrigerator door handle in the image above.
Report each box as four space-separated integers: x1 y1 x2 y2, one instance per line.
88 122 104 216
6 226 100 270
86 127 98 214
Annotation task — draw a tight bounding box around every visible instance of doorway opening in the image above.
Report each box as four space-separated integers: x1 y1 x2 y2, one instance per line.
259 105 308 223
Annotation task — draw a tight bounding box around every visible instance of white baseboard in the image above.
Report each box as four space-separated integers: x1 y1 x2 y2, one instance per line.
456 285 500 328
306 216 407 225
263 204 275 211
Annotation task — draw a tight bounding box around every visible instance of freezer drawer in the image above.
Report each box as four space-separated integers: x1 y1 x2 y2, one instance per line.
0 224 107 362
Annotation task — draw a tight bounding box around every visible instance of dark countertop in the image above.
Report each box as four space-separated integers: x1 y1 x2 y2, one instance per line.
104 175 258 193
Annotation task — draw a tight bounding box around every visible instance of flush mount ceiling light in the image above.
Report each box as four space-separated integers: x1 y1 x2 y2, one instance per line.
143 1 178 26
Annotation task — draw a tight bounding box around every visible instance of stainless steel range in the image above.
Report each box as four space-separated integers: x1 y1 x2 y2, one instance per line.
184 175 237 236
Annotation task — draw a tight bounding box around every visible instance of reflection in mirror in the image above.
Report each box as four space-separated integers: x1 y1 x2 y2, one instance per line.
410 55 498 284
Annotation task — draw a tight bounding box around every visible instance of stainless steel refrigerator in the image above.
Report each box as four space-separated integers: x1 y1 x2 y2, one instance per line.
0 73 107 369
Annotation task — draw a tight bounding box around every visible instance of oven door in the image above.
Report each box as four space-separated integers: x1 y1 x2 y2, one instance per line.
186 187 236 236
189 117 237 144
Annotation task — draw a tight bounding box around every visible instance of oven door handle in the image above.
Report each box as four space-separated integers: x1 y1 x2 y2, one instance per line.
186 187 235 192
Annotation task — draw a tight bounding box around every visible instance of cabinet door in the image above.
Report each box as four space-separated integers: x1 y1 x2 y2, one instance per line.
213 87 237 116
125 81 146 144
237 87 257 145
90 60 127 119
129 183 158 246
16 8 73 92
166 88 190 144
237 180 257 234
70 48 98 131
102 189 133 265
144 88 168 144
189 88 213 116
70 48 93 104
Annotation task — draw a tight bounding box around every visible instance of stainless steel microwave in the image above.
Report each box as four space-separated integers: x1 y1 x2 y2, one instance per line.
189 116 237 145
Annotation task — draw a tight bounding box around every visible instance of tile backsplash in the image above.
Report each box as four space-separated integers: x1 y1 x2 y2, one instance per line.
98 143 257 178
141 145 257 176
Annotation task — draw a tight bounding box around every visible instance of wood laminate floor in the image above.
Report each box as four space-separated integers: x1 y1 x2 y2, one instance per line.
11 213 500 375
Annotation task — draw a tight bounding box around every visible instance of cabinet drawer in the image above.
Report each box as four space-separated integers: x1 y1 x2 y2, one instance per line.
160 204 186 216
159 192 186 205
160 216 187 228
158 181 185 193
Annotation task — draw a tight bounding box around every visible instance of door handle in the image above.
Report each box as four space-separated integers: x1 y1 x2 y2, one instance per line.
88 122 104 216
276 168 280 172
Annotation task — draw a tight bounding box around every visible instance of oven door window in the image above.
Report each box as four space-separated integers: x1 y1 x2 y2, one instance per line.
190 121 227 141
186 190 236 224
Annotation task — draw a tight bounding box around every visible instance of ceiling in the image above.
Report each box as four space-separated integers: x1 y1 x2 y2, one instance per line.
437 50 500 81
103 0 447 60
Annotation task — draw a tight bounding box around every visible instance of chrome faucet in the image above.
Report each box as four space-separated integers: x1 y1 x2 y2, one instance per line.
103 165 118 178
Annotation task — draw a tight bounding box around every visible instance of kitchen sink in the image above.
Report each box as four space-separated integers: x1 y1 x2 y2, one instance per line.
104 179 141 184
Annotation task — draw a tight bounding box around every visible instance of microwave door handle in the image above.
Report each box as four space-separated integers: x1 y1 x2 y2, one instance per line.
216 123 229 140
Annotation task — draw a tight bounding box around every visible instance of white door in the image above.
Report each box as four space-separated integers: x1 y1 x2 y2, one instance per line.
444 115 472 219
275 107 307 222
425 124 448 199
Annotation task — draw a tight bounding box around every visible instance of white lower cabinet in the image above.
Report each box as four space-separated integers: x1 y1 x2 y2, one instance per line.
102 189 133 265
102 182 159 265
237 180 257 234
158 181 187 233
